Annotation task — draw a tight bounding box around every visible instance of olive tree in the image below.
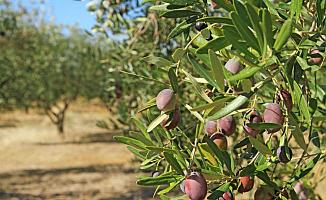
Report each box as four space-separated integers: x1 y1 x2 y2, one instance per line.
112 0 326 199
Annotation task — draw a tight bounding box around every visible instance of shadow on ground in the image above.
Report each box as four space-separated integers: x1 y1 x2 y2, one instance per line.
0 164 155 200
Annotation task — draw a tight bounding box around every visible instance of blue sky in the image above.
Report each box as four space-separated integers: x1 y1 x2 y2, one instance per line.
16 0 96 31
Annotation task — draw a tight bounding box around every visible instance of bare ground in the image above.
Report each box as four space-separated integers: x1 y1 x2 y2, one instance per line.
0 103 155 200
0 102 325 200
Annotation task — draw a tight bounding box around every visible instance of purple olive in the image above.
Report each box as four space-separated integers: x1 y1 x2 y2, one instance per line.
276 89 293 111
243 110 262 137
156 89 176 112
218 191 234 200
254 186 274 200
298 191 307 200
238 176 254 193
210 133 227 150
277 146 292 163
219 116 236 136
204 120 218 136
225 58 242 74
294 182 304 194
195 22 208 31
211 0 218 9
185 172 207 200
162 108 181 130
263 103 284 133
308 49 322 64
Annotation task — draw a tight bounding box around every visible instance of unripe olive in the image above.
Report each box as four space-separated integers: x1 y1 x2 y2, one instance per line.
263 103 284 133
309 49 322 64
277 146 292 163
218 191 234 200
225 58 242 74
210 133 227 150
162 108 181 130
254 186 274 200
243 110 262 137
219 116 236 136
185 172 207 200
276 89 293 111
205 120 218 136
156 89 176 112
152 171 160 177
238 176 254 193
195 22 208 31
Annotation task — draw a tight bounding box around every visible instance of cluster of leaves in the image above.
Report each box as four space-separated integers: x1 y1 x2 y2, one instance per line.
115 0 326 199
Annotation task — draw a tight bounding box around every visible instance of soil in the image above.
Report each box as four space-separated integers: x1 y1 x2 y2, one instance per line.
0 101 325 200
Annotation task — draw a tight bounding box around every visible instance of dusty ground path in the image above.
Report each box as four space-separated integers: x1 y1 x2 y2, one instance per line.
0 102 155 200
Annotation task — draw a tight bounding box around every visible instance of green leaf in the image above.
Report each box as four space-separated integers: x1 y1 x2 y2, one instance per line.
290 0 303 21
196 37 229 54
207 182 230 200
146 146 177 154
191 96 232 112
127 146 146 160
256 171 278 189
249 136 272 155
228 66 261 81
161 10 201 18
168 20 193 39
182 69 213 103
296 56 311 70
246 122 282 130
114 136 147 150
137 174 183 186
209 49 225 92
273 18 293 51
294 154 321 181
197 16 233 24
172 48 186 61
239 163 256 176
162 0 198 5
293 81 311 124
198 143 218 165
262 9 274 48
143 55 173 68
223 25 257 60
132 117 152 141
147 113 169 132
185 104 205 123
288 113 307 150
207 93 251 120
230 12 261 54
168 68 179 94
187 54 219 89
163 152 184 175
245 3 264 53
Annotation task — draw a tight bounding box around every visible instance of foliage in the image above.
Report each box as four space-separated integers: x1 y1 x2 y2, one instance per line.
114 0 326 199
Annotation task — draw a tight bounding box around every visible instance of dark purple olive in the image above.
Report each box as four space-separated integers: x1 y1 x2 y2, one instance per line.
276 89 293 111
185 172 207 200
204 120 218 136
218 191 234 200
238 176 254 193
156 89 176 112
277 146 292 163
205 31 213 41
263 103 284 133
225 58 242 74
254 186 274 200
309 49 322 64
162 108 181 130
219 116 236 136
243 110 262 137
210 133 227 150
195 22 208 31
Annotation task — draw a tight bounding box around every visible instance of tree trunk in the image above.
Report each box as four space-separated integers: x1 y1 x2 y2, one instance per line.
57 120 64 135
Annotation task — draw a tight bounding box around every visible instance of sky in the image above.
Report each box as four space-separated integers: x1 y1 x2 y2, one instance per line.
16 0 97 31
